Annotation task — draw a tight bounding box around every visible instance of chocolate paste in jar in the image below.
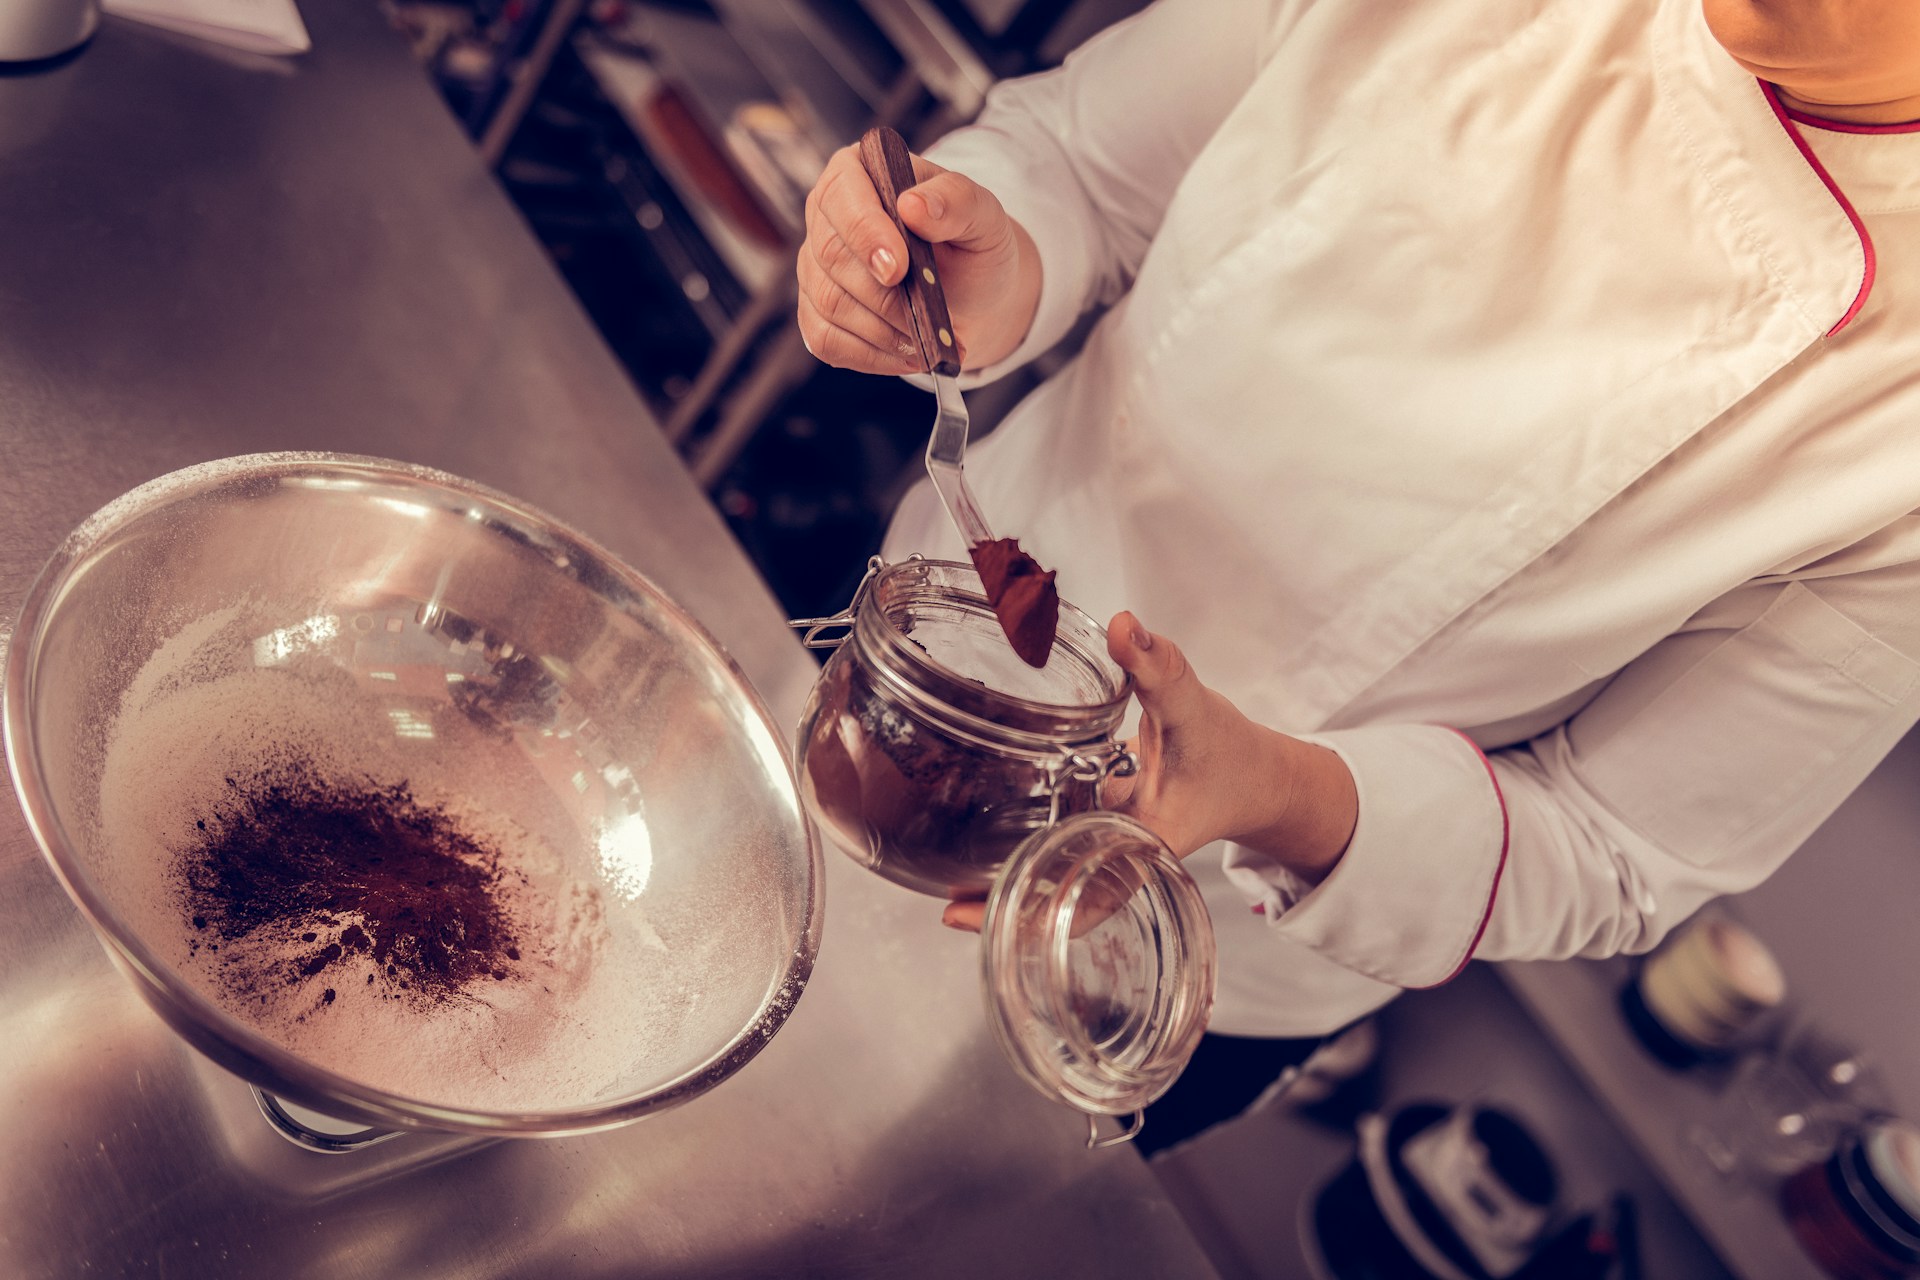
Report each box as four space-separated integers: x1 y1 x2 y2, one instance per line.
801 650 1101 899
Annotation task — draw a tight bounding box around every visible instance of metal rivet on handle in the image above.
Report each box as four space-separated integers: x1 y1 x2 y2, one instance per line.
938 328 952 346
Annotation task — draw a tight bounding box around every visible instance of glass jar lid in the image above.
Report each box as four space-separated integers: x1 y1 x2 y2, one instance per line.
980 812 1215 1120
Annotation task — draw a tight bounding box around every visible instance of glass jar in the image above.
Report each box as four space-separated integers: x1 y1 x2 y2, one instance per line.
1688 1050 1846 1183
792 559 1215 1143
795 557 1134 898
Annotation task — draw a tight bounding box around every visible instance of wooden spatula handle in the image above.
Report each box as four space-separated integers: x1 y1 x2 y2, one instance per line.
858 125 962 378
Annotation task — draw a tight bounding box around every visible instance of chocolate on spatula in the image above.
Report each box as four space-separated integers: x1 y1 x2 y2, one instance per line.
968 537 1059 668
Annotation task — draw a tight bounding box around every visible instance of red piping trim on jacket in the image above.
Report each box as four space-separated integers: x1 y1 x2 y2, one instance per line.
1407 728 1509 989
1783 105 1920 136
1761 80 1876 336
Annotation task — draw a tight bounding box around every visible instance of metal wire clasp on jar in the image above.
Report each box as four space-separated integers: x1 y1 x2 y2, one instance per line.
790 558 1215 1148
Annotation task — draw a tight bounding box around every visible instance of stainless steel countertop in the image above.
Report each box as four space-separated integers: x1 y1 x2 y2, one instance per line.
0 9 1214 1277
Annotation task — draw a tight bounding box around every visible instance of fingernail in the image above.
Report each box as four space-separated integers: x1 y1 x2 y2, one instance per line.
915 187 945 219
1131 625 1153 651
940 910 966 930
870 247 896 283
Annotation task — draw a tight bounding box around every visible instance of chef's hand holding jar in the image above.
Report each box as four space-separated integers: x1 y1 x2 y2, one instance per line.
933 613 1359 933
796 0 1920 1156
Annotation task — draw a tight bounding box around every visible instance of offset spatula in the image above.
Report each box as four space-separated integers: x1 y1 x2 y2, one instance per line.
858 125 1059 668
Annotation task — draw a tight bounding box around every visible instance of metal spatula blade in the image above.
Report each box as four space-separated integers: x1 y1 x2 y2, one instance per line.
924 374 994 547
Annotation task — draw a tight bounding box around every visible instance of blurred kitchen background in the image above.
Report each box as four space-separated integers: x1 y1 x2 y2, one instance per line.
380 0 1142 621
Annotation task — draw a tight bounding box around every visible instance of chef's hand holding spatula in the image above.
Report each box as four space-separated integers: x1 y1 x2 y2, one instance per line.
796 124 1061 667
857 126 1062 667
795 126 1041 378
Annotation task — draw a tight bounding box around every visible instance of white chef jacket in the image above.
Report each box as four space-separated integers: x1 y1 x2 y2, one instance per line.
882 0 1920 1035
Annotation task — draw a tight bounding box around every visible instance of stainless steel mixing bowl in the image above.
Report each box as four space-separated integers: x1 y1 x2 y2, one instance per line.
3 453 821 1136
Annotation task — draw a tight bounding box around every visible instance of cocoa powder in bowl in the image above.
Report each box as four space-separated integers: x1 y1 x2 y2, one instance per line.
181 760 525 1010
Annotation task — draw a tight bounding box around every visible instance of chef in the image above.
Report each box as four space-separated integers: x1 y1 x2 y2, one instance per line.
796 0 1920 1143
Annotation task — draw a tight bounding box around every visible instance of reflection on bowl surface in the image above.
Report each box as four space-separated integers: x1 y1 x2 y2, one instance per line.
5 454 819 1131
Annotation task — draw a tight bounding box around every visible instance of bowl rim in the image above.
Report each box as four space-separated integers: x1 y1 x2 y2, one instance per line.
2 451 824 1136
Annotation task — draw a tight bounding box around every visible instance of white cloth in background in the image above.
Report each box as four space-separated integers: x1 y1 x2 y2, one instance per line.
883 0 1920 1035
104 0 308 55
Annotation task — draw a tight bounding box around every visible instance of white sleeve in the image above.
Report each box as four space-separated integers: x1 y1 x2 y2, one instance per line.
921 0 1298 385
1222 564 1920 989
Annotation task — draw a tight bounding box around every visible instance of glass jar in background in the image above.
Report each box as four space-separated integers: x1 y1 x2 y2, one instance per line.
790 559 1215 1145
1782 1118 1920 1279
1688 1050 1848 1183
1787 1027 1894 1124
1686 1020 1892 1185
